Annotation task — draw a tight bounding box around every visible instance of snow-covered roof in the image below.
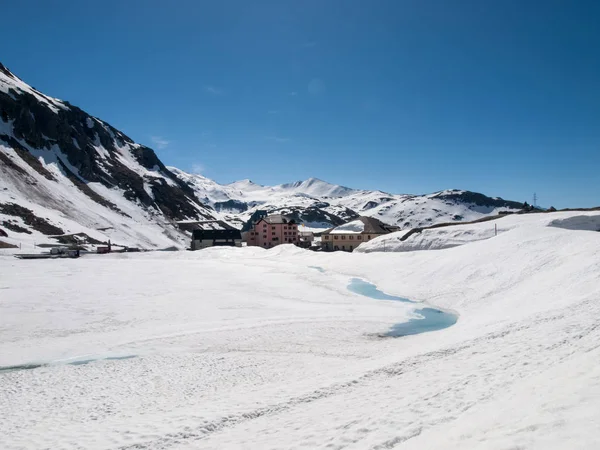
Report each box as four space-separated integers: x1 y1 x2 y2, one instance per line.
324 216 397 235
330 219 365 234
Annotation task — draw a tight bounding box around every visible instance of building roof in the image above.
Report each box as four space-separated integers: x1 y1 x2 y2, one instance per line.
257 214 296 225
178 220 237 233
192 228 242 240
241 210 269 232
322 216 398 235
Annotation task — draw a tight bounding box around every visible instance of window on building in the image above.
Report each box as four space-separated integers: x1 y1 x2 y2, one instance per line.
272 232 276 235
368 235 371 239
324 235 329 240
334 236 339 240
263 235 267 239
293 232 296 236
341 235 346 240
349 236 353 240
342 245 345 250
272 226 276 230
357 236 362 240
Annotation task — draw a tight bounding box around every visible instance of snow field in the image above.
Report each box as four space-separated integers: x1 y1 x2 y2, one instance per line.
1 211 599 449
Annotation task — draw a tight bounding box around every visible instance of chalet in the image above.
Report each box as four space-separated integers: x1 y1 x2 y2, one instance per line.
240 210 268 242
189 220 242 250
245 214 299 248
297 230 315 248
321 216 399 252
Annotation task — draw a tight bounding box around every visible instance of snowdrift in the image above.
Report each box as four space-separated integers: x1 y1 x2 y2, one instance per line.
356 211 600 253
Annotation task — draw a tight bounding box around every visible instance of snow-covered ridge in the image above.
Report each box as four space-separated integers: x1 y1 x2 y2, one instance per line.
0 61 523 249
171 166 524 232
0 62 216 249
0 62 67 114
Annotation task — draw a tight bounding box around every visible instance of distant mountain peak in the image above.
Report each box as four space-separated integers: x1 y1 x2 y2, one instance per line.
0 62 16 79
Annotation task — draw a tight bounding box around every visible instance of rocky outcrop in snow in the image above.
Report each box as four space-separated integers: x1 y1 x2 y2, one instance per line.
0 62 216 248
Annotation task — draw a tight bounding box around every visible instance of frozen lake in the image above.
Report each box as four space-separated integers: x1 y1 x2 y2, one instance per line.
347 278 458 337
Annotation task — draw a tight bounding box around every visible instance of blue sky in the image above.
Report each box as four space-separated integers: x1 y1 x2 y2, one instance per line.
1 0 599 207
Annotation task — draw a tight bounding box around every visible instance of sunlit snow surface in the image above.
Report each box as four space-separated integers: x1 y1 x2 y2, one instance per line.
1 211 600 449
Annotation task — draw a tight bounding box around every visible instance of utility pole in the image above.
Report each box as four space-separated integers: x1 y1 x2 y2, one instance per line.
533 193 538 208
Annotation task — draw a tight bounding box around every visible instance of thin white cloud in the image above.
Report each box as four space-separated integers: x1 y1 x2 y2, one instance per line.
268 110 280 115
289 91 298 96
150 136 170 150
302 41 317 48
266 135 290 143
204 85 223 95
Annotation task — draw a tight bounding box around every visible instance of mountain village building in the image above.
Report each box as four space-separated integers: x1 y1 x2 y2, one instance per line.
321 216 398 252
183 220 242 250
245 214 299 248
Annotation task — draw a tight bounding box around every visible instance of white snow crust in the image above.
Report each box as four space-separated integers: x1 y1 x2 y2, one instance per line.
1 211 600 449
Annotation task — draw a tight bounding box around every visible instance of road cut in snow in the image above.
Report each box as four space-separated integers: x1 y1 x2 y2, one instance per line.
1 210 600 449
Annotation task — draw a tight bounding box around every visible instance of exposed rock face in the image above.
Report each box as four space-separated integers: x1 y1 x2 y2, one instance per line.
0 203 64 235
0 62 216 247
0 62 213 223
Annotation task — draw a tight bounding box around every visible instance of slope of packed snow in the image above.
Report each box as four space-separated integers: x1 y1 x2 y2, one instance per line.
0 140 189 250
1 211 599 449
356 211 600 253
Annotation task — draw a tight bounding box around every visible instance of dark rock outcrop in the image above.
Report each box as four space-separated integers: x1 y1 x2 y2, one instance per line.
434 190 523 210
0 203 64 235
0 62 214 224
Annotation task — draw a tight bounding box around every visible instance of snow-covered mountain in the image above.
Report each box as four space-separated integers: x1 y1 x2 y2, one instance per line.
170 167 524 231
0 61 523 249
0 62 216 249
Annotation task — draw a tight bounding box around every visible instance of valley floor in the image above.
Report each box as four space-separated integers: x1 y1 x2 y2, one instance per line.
1 212 600 449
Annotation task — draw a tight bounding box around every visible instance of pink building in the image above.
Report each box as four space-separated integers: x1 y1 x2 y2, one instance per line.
246 214 299 248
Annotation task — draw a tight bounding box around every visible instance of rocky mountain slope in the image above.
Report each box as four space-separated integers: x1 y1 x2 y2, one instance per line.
170 168 524 231
0 61 523 249
0 62 215 249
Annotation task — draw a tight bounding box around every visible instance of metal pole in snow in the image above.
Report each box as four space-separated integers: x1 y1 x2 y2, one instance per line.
495 224 497 236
